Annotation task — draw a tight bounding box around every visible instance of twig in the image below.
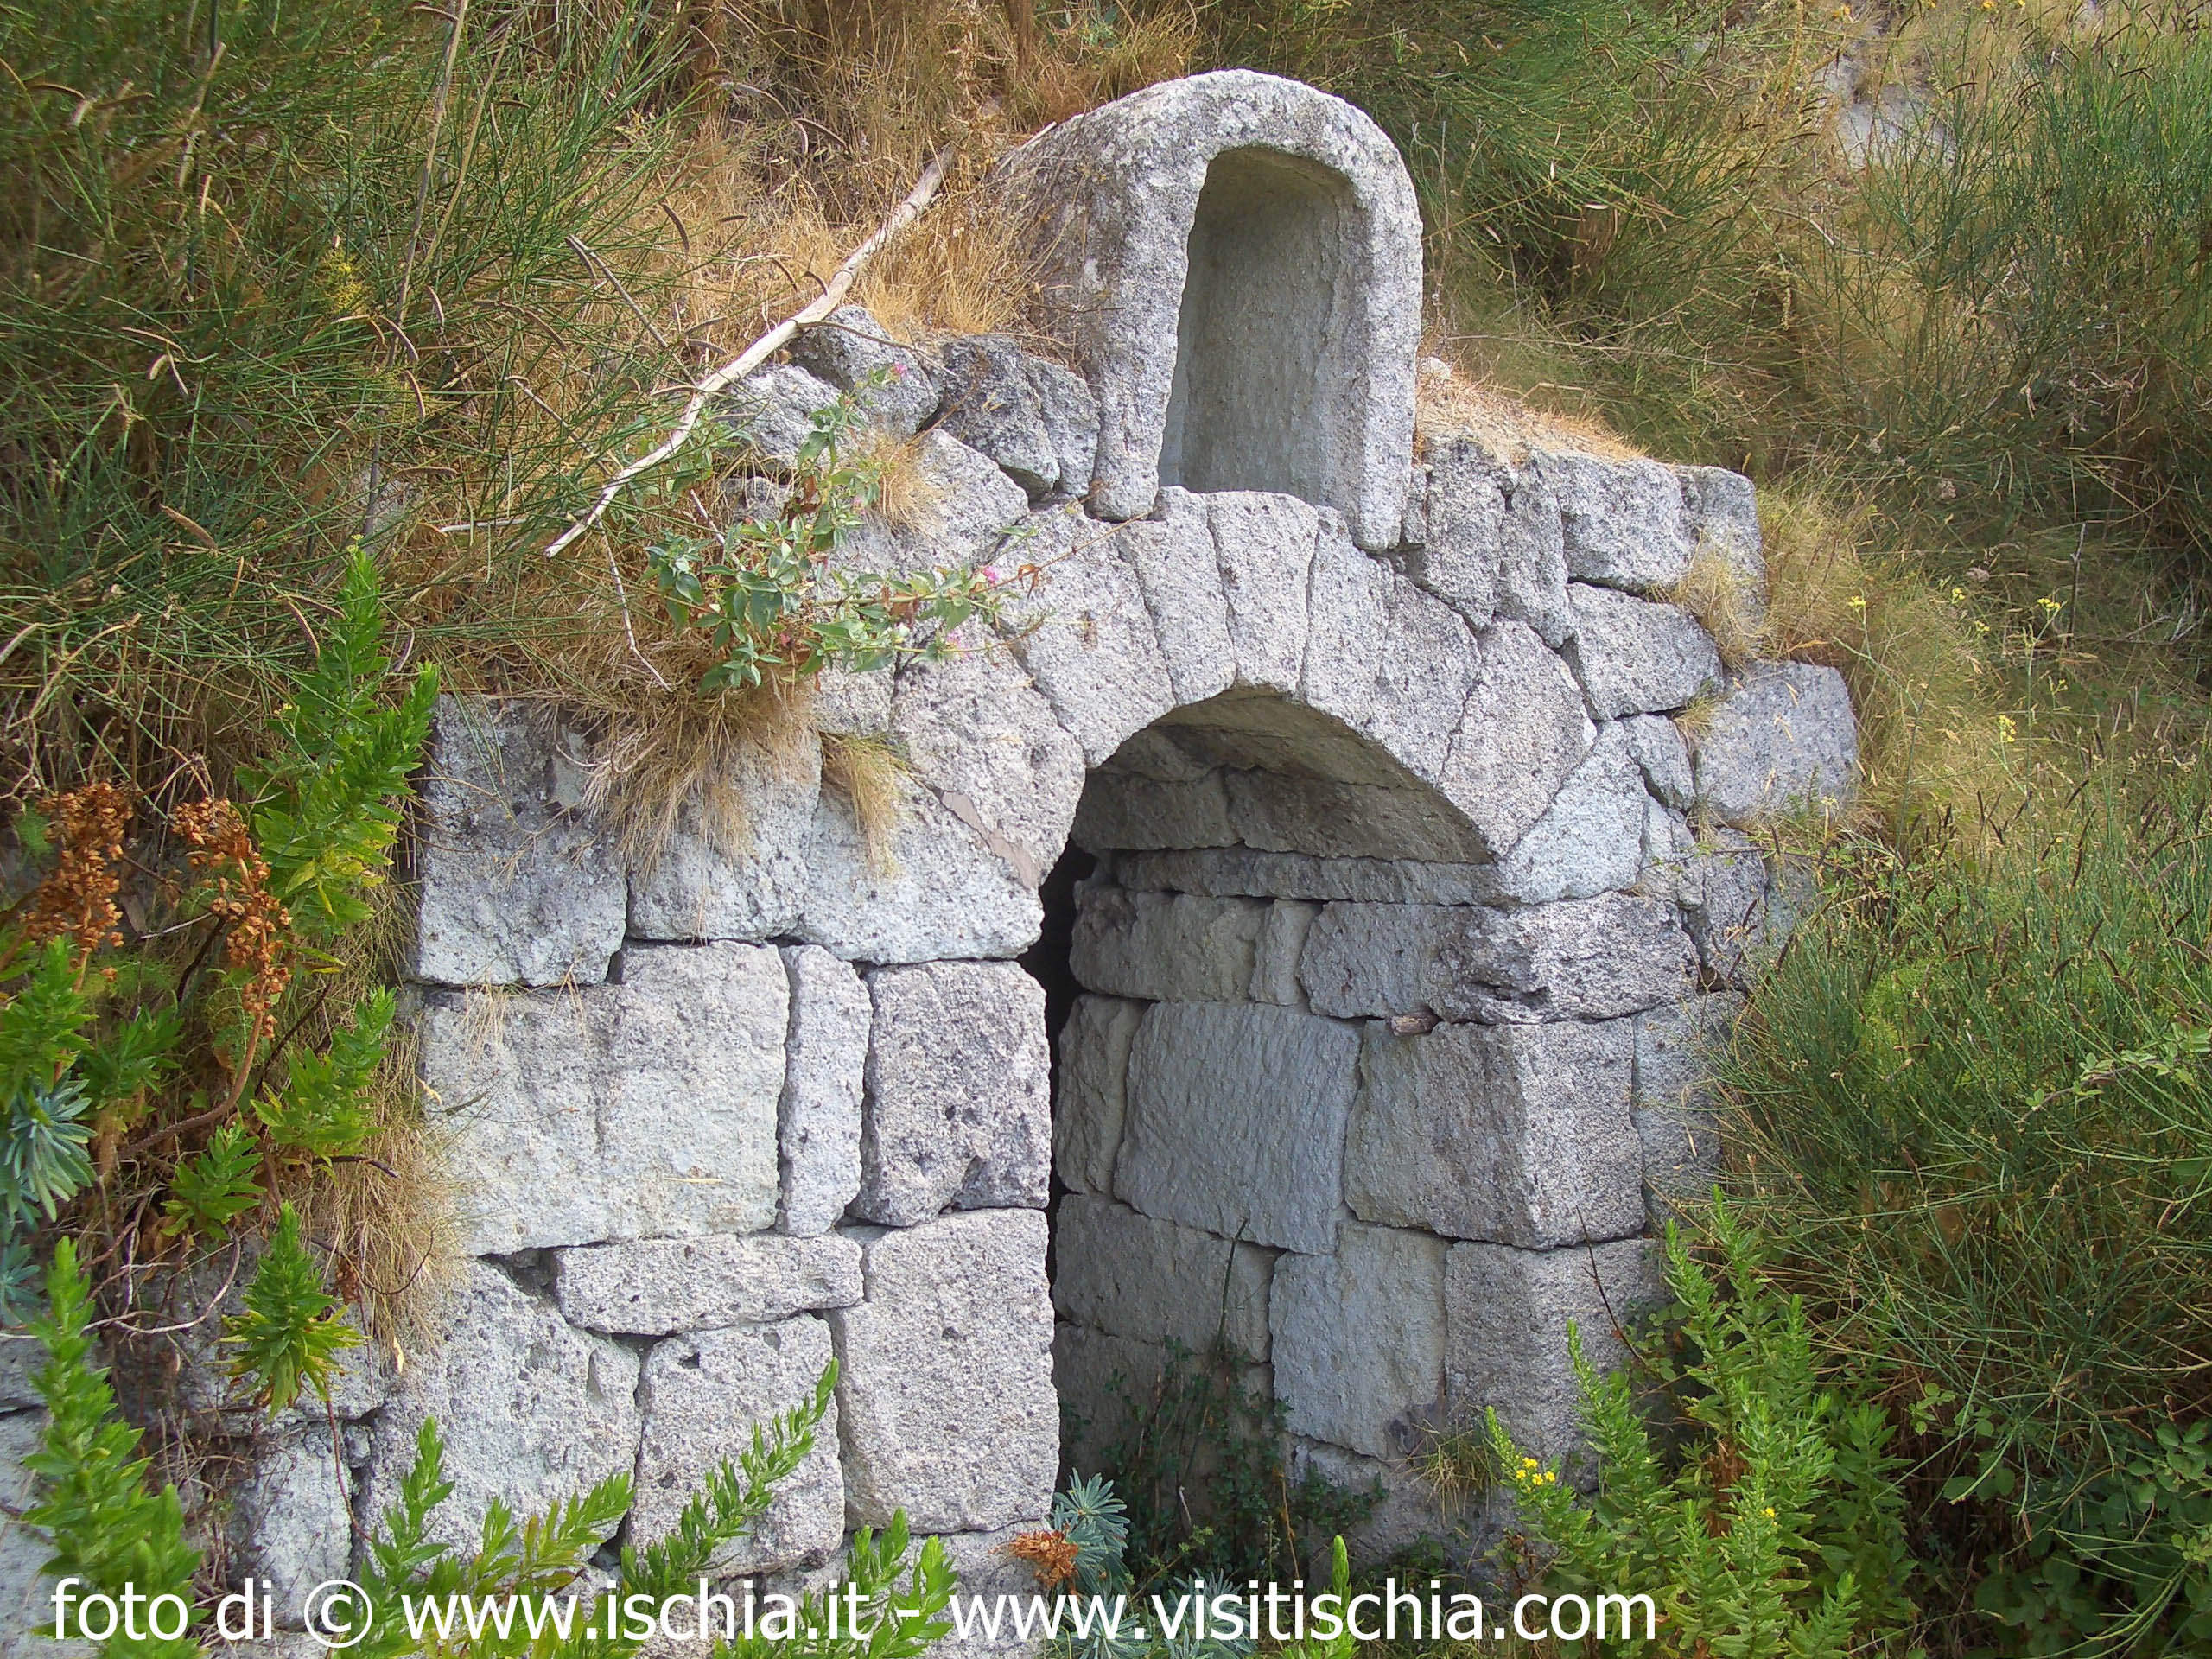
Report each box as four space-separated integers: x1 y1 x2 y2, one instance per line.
568 234 670 350
395 0 471 332
542 147 952 561
605 534 671 690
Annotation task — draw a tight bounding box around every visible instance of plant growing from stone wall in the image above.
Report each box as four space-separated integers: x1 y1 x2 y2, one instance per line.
1485 1205 1916 1656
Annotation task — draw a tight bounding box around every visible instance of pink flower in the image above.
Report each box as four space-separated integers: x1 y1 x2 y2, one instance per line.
889 360 907 379
980 565 1004 586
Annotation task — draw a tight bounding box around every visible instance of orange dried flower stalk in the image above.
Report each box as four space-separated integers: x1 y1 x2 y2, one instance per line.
174 798 292 1043
24 782 134 956
1005 1527 1080 1592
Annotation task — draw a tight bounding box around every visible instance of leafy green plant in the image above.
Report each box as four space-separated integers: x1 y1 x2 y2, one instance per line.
645 379 1009 694
22 1240 201 1659
223 1202 365 1413
1486 1205 1916 1656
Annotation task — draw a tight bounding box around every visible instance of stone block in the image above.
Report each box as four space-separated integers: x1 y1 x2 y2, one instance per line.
1301 527 1484 781
998 505 1176 764
936 336 1099 499
1675 464 1768 627
788 305 940 440
1347 1020 1643 1248
1052 1324 1166 1479
364 1261 640 1550
855 963 1050 1226
1251 900 1317 1007
1054 995 1143 1196
830 1211 1057 1532
1529 449 1692 593
724 365 844 466
1428 893 1698 1023
833 429 1032 578
1117 490 1235 705
555 1234 861 1334
1114 848 1497 906
797 782 1042 963
926 1524 1063 1659
778 946 868 1235
1069 886 1268 1002
1407 435 1574 645
1289 1439 1471 1571
1439 620 1592 858
420 942 785 1252
1485 722 1649 904
1071 768 1236 852
1639 797 1700 906
1272 1224 1447 1459
0 1408 60 1656
1445 1239 1663 1462
1224 770 1489 864
1618 714 1694 809
228 1427 352 1618
409 695 626 988
1681 826 1775 986
1632 995 1743 1215
811 664 895 737
1116 1002 1359 1254
627 737 823 942
1301 894 1696 1024
1692 663 1859 826
1209 492 1317 695
889 627 1086 888
1052 1194 1272 1360
633 1318 842 1573
0 1335 40 1410
1563 583 1723 719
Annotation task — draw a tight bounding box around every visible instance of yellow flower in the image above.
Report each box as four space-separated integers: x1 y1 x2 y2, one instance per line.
1998 715 2018 744
1763 1506 1777 1518
1848 594 1868 611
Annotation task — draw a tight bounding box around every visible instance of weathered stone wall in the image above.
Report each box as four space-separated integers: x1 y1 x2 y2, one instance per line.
0 71 1859 1629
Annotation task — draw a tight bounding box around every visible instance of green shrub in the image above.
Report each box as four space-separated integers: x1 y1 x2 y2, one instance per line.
1487 1204 1916 1656
1723 765 2212 1649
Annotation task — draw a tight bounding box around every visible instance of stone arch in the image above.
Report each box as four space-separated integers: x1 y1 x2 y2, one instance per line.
1004 71 1423 550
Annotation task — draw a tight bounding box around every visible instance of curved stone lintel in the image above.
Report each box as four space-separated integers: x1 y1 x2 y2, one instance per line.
1004 70 1422 551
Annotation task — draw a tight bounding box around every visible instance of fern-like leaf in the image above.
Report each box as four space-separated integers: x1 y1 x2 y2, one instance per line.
223 1201 363 1410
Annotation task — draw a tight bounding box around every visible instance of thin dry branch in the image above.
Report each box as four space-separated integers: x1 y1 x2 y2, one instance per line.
542 147 953 562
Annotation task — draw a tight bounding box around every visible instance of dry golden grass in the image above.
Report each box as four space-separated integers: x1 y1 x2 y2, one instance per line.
1670 546 1764 671
1413 354 1648 463
1760 487 2026 843
821 730 910 874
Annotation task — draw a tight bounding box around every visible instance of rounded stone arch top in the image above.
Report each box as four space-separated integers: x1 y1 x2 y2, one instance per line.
1003 70 1423 551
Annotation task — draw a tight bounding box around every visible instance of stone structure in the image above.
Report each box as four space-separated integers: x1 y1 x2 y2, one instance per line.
0 71 1858 1631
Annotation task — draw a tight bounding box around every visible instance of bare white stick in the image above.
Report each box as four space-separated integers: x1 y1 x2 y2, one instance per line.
543 148 952 561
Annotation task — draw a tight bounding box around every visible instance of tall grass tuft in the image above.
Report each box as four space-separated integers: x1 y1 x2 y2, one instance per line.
1720 762 2212 1643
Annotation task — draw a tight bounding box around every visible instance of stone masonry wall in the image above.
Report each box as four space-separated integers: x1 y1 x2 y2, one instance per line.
0 73 1859 1637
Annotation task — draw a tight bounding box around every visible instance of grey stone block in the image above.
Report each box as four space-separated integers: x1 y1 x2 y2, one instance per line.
797 781 1042 963
1069 886 1268 1002
1071 768 1236 852
779 945 868 1236
997 505 1176 765
364 1261 640 1551
1563 583 1723 718
1289 1438 1471 1571
1272 1223 1446 1459
420 942 785 1252
1407 435 1573 645
937 336 1099 499
1439 620 1592 858
1692 663 1859 826
830 1211 1057 1533
1486 722 1649 904
1632 995 1743 1215
1347 1020 1643 1248
1052 1194 1272 1361
724 365 844 466
1251 900 1318 1007
1300 894 1697 1024
1224 770 1489 865
1675 464 1768 627
0 1408 61 1656
1117 490 1235 705
228 1428 353 1620
1445 1239 1664 1462
633 1318 842 1573
1116 1002 1358 1254
833 429 1032 578
856 963 1050 1226
1681 826 1776 986
627 738 823 942
1618 714 1694 809
788 305 940 440
409 696 626 988
1055 995 1143 1197
1113 848 1497 906
1531 449 1692 593
1210 491 1318 695
555 1234 861 1334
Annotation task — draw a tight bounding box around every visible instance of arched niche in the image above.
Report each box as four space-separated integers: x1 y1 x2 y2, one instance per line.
1159 149 1365 511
